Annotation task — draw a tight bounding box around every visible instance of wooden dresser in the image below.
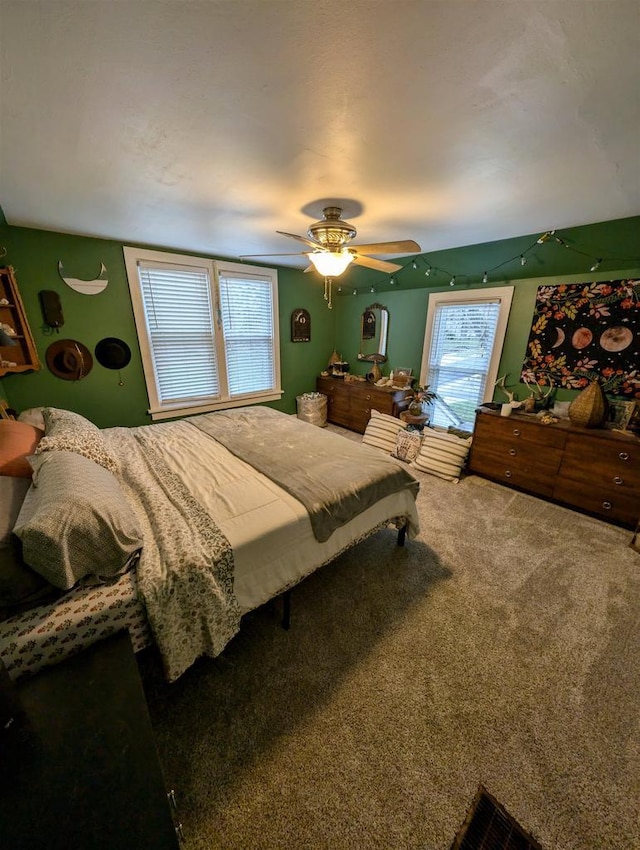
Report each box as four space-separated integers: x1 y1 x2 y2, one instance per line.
468 407 640 528
316 376 412 434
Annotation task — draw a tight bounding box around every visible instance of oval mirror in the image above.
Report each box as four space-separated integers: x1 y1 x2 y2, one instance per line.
357 302 389 362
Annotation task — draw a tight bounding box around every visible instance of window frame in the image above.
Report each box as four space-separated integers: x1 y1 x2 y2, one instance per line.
419 286 514 428
124 248 282 420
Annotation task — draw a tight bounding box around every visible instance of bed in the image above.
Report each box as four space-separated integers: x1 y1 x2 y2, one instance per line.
0 406 420 681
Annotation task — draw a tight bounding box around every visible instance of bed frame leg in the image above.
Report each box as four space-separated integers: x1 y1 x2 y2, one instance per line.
281 590 291 630
397 524 407 547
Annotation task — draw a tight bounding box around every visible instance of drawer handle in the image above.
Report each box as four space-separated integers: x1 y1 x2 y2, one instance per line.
175 822 186 843
619 451 630 461
512 428 521 436
504 470 512 478
366 394 371 400
613 476 623 485
509 448 517 456
602 501 612 511
167 789 178 811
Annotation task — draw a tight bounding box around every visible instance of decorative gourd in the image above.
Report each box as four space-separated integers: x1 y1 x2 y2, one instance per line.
568 380 607 428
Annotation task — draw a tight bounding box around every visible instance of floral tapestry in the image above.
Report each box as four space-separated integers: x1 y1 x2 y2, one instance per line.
521 279 640 399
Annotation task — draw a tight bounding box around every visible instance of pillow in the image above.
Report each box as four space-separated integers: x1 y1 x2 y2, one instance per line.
35 407 118 473
447 425 473 440
0 420 45 477
18 407 46 431
411 429 473 482
391 429 422 463
362 409 407 454
13 451 143 591
0 475 58 616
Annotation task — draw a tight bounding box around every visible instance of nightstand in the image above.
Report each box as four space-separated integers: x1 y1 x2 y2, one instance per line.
0 632 181 849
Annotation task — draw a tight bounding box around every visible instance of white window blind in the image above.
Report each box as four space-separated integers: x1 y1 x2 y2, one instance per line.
219 273 275 397
124 248 281 420
420 287 514 432
137 260 220 406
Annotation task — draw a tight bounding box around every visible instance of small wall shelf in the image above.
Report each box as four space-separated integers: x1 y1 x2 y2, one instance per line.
0 266 40 376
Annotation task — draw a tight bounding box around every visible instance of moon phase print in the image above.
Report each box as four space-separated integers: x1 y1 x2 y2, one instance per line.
521 279 640 399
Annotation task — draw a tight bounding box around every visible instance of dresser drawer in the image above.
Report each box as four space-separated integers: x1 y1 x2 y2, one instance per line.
469 442 562 498
349 383 393 413
558 434 640 488
474 412 567 450
553 477 639 527
325 390 350 417
317 377 344 399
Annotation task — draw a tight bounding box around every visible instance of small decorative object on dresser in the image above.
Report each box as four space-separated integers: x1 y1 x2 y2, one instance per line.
606 399 636 432
568 379 608 428
366 361 382 383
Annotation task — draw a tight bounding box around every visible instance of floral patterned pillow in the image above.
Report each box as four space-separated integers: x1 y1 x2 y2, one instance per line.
35 408 118 474
392 430 422 463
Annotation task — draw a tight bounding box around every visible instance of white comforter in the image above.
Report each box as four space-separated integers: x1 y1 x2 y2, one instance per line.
104 416 420 680
143 419 420 614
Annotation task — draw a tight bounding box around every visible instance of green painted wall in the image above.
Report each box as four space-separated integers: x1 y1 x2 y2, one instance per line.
1 215 638 425
0 225 335 426
334 216 640 403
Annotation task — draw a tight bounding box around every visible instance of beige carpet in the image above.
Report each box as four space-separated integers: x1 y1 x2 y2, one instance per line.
140 427 640 850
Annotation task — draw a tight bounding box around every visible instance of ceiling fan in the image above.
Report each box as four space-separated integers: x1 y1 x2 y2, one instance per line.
240 206 422 278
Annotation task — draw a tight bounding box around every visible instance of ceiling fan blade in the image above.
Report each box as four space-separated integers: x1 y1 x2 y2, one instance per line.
349 240 421 255
352 255 402 273
276 230 324 250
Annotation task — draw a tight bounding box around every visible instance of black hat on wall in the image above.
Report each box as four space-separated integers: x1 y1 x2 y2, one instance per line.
95 338 131 370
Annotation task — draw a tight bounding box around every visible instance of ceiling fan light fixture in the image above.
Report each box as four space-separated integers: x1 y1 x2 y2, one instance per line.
308 250 354 277
308 206 357 248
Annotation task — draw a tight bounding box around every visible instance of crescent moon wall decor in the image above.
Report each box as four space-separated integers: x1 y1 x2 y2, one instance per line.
522 278 640 399
58 260 108 295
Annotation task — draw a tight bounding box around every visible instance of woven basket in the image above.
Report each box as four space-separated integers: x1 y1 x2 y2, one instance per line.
568 380 607 428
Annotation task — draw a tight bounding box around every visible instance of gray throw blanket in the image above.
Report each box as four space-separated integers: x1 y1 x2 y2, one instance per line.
190 407 419 543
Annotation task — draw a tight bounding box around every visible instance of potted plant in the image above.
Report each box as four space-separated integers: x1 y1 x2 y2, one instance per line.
408 382 437 417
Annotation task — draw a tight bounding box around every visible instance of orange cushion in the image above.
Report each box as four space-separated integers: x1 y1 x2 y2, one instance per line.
0 420 45 477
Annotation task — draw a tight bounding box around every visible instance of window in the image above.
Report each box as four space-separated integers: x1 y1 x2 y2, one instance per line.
124 248 281 420
419 287 514 431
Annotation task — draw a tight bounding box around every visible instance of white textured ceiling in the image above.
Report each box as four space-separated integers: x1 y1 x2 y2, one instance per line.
1 1 639 267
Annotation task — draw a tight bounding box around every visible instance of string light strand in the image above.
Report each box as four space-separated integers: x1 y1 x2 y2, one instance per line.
347 230 640 296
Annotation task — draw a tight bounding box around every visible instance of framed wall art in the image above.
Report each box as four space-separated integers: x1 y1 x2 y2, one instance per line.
291 308 311 342
605 398 636 431
521 278 640 399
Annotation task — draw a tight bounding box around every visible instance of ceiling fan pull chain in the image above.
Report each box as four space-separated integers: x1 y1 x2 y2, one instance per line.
325 276 333 309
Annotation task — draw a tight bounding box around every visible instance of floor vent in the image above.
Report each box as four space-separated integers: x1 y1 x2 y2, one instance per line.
451 785 543 850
